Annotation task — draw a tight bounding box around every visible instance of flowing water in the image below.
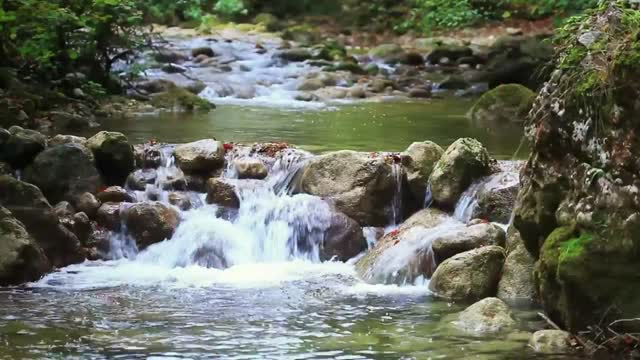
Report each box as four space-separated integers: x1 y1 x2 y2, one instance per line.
0 30 568 359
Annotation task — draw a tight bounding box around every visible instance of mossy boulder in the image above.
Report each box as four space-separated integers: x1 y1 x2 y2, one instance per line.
282 24 320 46
86 131 135 186
428 138 494 208
468 84 536 124
151 85 215 112
369 44 407 64
24 144 102 206
253 13 281 32
0 126 46 168
513 2 640 332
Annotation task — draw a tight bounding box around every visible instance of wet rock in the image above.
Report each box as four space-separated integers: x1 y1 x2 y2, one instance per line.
126 169 158 191
162 174 188 191
96 186 134 204
86 131 135 186
282 25 319 46
53 201 75 219
162 63 188 74
0 126 46 168
253 13 281 31
72 212 92 246
409 88 432 98
277 49 313 62
76 192 100 219
468 170 520 224
136 79 175 95
184 174 208 193
50 111 97 131
234 159 268 180
321 210 367 262
429 245 505 301
348 86 366 99
124 202 180 249
439 75 471 90
298 78 325 91
191 47 215 58
497 232 536 303
175 139 225 175
468 84 536 124
151 86 215 112
168 192 192 211
24 143 102 206
295 93 319 102
293 151 396 227
133 143 163 169
154 49 187 63
454 298 516 335
429 138 494 208
402 141 444 202
427 45 473 65
0 161 12 176
314 87 348 100
0 176 83 267
206 178 240 208
529 330 573 354
404 52 425 66
48 134 86 147
0 206 51 286
369 44 406 64
432 223 506 263
356 208 450 284
96 202 122 231
367 78 393 93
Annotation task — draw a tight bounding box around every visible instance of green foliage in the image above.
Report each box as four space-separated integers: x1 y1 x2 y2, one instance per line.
415 0 481 31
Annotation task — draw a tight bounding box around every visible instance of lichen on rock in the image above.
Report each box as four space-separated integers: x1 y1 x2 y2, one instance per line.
513 1 640 332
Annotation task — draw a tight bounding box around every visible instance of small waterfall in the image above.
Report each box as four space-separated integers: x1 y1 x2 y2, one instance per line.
109 145 330 267
390 160 404 225
453 180 484 223
424 182 434 208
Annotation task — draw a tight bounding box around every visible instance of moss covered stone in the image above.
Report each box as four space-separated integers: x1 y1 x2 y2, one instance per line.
151 85 215 112
468 84 536 124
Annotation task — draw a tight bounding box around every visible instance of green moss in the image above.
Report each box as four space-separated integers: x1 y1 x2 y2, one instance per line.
151 86 215 112
559 232 593 263
469 84 536 123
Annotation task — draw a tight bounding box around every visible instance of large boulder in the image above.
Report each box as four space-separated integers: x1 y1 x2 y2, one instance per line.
497 230 536 302
513 3 640 332
320 211 367 262
401 141 444 202
431 222 506 263
0 126 46 168
454 297 516 335
429 245 505 301
0 176 83 267
175 139 225 175
463 167 520 224
124 202 180 249
23 144 102 206
356 208 450 284
86 131 135 186
428 138 494 208
0 206 51 285
293 151 396 226
468 84 536 124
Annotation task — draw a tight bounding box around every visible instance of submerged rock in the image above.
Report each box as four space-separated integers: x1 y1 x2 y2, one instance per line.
454 297 516 335
293 151 396 227
0 176 83 268
86 131 135 186
124 202 180 249
529 330 573 354
24 143 102 206
468 84 536 124
429 245 505 301
175 139 225 175
429 138 494 208
0 206 51 286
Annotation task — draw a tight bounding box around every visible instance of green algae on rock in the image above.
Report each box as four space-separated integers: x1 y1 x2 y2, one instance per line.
468 84 536 124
